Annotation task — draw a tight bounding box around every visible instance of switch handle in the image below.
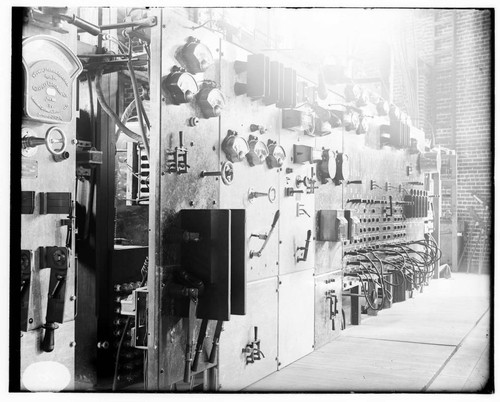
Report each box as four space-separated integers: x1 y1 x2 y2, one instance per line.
271 210 280 228
41 322 59 353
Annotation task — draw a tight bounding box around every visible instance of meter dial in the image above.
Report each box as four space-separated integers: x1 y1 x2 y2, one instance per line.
26 60 72 123
198 88 226 118
180 39 214 74
254 141 269 162
266 144 286 168
161 71 199 105
246 140 269 167
22 35 82 123
230 136 250 162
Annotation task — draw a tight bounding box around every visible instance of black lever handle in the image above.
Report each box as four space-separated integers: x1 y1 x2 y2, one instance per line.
271 210 280 228
41 322 59 352
50 275 66 299
192 318 209 372
178 131 184 148
254 326 258 342
297 230 312 262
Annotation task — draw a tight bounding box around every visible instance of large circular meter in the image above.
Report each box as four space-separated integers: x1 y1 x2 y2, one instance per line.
22 35 82 123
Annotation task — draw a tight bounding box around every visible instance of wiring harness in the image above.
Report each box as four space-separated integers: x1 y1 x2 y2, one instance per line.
343 235 441 311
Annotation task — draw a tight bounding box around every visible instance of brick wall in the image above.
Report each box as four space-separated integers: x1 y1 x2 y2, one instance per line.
444 10 491 272
392 9 492 272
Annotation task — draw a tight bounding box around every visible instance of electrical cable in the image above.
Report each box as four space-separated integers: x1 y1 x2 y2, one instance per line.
127 59 150 160
94 68 144 143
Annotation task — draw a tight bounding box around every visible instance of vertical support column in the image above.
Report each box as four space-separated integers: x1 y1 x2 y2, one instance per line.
432 172 441 279
146 9 163 391
450 154 458 271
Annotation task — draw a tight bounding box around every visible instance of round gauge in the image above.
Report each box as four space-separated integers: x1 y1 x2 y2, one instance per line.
162 71 199 104
26 59 72 123
177 73 198 101
22 35 82 80
182 41 214 73
254 141 269 162
198 87 226 118
232 136 249 160
268 144 286 167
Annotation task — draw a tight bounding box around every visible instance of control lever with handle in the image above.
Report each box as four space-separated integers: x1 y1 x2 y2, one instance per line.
249 210 280 258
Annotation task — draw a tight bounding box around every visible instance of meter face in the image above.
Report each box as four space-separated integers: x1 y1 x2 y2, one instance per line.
22 35 82 123
25 60 72 122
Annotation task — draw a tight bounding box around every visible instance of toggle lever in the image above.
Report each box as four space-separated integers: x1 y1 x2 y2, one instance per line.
40 247 69 353
296 230 312 262
191 318 209 372
249 210 280 258
208 320 224 364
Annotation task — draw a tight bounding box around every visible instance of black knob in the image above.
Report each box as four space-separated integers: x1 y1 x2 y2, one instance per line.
41 322 59 352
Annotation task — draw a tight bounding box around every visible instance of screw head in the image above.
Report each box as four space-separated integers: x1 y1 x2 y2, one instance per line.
69 341 76 347
29 318 33 324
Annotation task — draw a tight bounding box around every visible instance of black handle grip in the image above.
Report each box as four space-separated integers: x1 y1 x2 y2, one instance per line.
184 358 192 383
254 326 258 342
305 229 312 241
271 210 280 227
41 322 59 353
179 131 184 148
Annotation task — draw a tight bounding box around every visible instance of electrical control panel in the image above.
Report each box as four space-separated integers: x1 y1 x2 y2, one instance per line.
14 6 441 393
19 17 81 391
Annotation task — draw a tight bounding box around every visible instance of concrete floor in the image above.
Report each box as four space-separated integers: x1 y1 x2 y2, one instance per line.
245 272 491 393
